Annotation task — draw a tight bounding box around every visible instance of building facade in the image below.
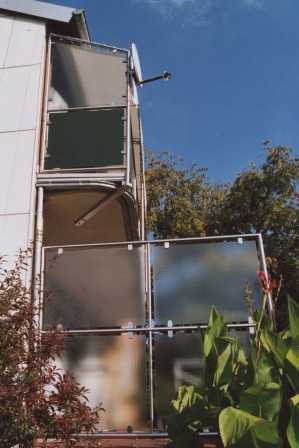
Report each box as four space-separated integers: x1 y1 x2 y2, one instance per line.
0 0 269 439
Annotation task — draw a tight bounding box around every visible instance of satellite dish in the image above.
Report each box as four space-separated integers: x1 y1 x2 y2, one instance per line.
131 43 142 86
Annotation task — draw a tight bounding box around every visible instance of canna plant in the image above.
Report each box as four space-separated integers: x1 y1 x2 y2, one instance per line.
163 274 299 447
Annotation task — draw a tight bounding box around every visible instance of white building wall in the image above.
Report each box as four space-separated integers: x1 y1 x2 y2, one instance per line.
0 14 46 260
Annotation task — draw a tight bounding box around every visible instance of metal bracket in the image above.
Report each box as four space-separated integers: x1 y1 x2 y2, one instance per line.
167 320 173 338
128 321 133 339
75 185 130 227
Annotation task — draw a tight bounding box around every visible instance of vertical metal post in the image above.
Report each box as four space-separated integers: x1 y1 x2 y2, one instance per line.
33 187 44 325
40 35 52 169
146 242 155 432
257 233 273 317
125 53 131 186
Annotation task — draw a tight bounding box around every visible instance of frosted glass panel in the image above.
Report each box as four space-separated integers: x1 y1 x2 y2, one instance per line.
154 330 251 428
152 241 262 325
43 246 145 328
50 40 127 109
59 335 147 431
45 109 124 169
155 333 204 427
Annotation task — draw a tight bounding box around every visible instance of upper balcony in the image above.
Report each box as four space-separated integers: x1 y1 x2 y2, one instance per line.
37 34 146 241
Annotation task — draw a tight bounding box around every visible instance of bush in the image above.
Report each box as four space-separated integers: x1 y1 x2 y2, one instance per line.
0 249 103 448
163 275 299 447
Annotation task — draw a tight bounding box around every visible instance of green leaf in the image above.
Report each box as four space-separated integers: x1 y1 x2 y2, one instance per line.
263 329 289 368
204 307 227 358
240 382 282 424
287 394 299 448
164 385 220 448
163 413 204 448
288 296 299 342
243 340 258 389
170 385 220 429
219 407 283 447
285 336 299 393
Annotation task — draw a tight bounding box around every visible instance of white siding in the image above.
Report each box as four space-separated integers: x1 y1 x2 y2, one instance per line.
0 64 42 132
0 131 36 214
0 214 31 259
0 15 14 67
0 14 46 258
0 16 45 68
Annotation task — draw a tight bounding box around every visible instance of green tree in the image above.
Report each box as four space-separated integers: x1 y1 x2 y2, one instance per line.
146 144 299 324
145 150 229 238
217 143 298 324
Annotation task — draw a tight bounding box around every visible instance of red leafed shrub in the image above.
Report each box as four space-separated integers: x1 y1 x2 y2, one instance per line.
0 249 103 448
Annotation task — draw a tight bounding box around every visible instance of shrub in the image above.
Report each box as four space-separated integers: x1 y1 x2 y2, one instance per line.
0 249 103 448
163 275 299 447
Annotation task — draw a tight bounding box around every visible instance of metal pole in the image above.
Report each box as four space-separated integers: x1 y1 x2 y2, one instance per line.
33 187 44 326
146 242 155 432
257 233 273 317
125 56 131 186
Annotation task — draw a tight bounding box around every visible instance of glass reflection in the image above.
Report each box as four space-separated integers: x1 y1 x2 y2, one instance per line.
152 240 262 325
43 246 146 329
57 334 147 431
154 329 252 429
50 39 127 109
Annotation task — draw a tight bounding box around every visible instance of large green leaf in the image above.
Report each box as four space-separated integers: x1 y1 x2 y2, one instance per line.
287 394 299 448
204 307 227 358
170 385 220 430
219 407 283 447
163 412 204 448
285 336 299 393
263 328 289 368
205 337 240 407
164 385 220 447
243 339 259 389
240 382 282 424
288 296 299 342
172 385 199 413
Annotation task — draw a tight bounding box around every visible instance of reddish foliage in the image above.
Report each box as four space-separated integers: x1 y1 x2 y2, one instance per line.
257 270 277 293
0 249 103 448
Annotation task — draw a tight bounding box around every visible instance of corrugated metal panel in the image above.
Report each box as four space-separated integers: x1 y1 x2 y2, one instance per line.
0 15 13 68
0 0 74 23
0 131 36 214
0 64 42 131
3 16 45 67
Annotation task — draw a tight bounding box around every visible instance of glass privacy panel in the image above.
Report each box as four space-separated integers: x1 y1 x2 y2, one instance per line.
45 109 125 169
154 333 205 427
152 240 262 325
154 330 252 429
43 246 145 328
58 335 147 431
50 40 127 109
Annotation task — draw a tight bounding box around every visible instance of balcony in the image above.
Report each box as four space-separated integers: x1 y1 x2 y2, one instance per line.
42 234 268 434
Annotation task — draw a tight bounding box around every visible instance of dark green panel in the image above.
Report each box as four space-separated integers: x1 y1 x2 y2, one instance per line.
45 109 124 169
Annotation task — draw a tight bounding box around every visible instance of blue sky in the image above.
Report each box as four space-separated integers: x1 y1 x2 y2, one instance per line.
42 0 299 183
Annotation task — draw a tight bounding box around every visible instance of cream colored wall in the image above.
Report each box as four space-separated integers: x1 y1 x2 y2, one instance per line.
0 13 46 262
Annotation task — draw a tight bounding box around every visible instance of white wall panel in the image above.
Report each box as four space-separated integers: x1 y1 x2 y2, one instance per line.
0 131 36 214
4 17 45 67
0 15 14 68
21 63 43 130
0 64 41 131
0 214 31 260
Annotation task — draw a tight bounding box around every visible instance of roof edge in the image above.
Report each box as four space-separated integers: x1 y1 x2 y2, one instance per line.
0 0 91 40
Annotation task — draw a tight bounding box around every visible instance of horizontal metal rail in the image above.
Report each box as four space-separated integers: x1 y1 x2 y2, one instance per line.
42 322 255 336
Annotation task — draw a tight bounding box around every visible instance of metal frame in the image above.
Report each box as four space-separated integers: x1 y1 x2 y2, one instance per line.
40 34 132 182
39 233 270 437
